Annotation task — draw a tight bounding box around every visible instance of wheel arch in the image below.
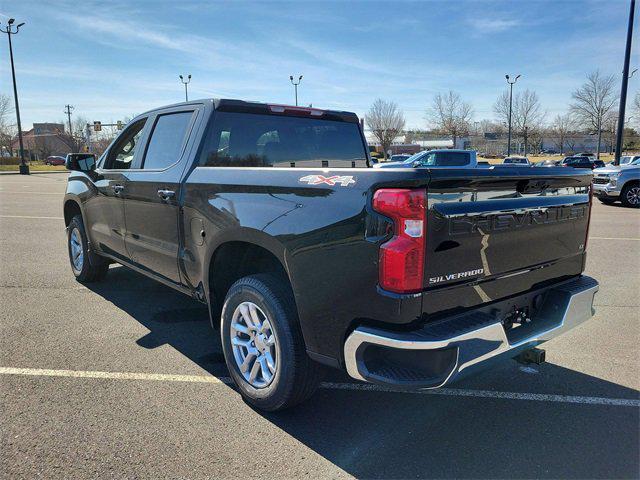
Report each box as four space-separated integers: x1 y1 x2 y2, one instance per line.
63 196 83 227
204 233 295 328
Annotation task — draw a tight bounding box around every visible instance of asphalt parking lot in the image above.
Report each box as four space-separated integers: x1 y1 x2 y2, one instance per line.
0 171 639 479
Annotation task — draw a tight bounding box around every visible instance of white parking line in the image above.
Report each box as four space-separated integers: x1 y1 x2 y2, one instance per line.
0 191 63 195
1 366 638 407
589 237 640 241
0 215 64 220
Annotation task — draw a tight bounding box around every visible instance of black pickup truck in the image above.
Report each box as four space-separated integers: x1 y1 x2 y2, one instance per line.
64 99 598 411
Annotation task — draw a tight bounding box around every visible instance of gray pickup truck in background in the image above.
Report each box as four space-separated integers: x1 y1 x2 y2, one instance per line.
593 158 640 207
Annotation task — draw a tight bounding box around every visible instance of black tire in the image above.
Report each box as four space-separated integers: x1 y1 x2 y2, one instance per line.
67 214 109 282
620 183 640 208
598 197 616 205
220 274 323 411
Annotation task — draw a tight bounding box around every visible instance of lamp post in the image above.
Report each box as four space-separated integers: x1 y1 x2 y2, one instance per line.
289 75 303 106
614 0 635 165
1 18 28 174
179 74 191 102
505 74 521 157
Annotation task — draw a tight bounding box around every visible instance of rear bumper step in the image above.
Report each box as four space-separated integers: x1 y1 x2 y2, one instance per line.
344 275 598 388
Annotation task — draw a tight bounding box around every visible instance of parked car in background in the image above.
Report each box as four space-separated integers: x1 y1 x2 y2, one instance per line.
575 152 596 159
503 156 530 165
560 156 602 170
45 156 66 165
534 160 558 167
388 154 411 163
374 149 478 168
593 158 640 207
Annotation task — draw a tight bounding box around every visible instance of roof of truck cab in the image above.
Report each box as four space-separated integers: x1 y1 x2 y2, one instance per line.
139 98 360 123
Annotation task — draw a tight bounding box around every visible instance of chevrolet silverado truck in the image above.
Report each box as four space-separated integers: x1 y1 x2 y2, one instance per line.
592 159 640 207
63 99 599 411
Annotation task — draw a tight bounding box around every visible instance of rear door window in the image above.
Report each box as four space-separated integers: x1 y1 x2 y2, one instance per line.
200 111 367 168
142 111 194 170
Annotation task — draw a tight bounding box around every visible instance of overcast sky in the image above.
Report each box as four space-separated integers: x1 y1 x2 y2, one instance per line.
1 0 638 129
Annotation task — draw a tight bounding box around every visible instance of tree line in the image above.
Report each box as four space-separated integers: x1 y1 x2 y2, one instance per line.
366 70 637 159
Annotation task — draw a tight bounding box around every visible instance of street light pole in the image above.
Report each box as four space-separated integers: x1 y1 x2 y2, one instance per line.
179 74 191 102
614 0 635 165
505 74 521 157
2 19 28 174
289 75 303 106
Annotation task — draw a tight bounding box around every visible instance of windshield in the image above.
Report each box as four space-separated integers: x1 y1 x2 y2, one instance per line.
620 156 632 164
631 158 640 165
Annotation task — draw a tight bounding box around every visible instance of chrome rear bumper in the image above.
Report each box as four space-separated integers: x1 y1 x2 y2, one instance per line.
344 276 598 388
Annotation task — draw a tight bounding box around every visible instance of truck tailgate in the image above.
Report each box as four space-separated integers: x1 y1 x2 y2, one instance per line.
422 167 592 316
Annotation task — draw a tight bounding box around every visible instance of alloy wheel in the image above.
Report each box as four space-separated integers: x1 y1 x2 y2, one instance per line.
230 301 278 388
626 186 640 206
70 228 84 272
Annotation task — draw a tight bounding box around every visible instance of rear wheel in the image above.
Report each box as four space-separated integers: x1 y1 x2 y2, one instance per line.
621 183 640 208
67 214 109 282
221 274 323 411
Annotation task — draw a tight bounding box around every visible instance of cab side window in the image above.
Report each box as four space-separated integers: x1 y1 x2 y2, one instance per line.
142 111 194 170
104 119 146 170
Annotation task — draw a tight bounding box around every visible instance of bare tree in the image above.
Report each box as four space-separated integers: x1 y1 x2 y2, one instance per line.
494 89 545 155
602 110 618 154
0 94 16 156
428 91 473 149
565 135 577 154
569 71 618 159
550 113 575 155
478 119 505 136
632 92 640 129
365 99 405 160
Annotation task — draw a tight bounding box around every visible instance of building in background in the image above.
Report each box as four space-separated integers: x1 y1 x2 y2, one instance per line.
11 123 75 160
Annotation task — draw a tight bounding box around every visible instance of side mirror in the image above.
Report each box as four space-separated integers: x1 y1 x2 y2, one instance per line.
66 153 96 172
412 161 422 168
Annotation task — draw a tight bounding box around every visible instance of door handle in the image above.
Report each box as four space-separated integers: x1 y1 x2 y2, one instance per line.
157 189 175 201
112 184 124 194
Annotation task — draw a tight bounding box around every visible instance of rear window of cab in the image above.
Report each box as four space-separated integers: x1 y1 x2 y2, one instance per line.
199 111 367 168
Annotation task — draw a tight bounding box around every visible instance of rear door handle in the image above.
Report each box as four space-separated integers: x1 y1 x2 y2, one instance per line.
112 184 124 194
157 189 175 201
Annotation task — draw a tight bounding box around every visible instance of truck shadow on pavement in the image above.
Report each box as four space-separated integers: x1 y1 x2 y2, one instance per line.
86 265 640 480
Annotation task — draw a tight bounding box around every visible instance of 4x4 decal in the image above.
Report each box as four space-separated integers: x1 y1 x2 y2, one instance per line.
299 175 356 187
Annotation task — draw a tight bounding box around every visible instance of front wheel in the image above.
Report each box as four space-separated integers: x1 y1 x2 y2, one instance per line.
67 214 109 282
621 183 640 208
221 274 323 411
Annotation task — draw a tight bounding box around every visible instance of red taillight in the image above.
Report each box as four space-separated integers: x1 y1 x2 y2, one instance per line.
373 188 426 293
